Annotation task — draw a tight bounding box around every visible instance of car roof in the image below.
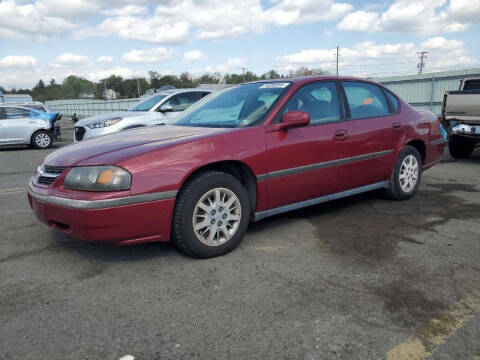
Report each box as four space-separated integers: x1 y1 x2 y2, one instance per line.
243 75 375 86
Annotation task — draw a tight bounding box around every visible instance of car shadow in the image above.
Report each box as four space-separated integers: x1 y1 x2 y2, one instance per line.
51 232 188 262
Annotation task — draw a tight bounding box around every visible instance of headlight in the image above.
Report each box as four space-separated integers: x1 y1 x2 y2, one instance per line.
64 166 131 192
86 118 122 129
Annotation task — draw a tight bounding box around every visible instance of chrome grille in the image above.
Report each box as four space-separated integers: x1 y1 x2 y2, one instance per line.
36 165 67 186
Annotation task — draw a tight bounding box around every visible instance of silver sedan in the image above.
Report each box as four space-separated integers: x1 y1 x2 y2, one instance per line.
74 88 212 141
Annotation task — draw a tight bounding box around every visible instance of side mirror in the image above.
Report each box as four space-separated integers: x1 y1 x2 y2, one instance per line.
268 111 310 131
159 104 173 112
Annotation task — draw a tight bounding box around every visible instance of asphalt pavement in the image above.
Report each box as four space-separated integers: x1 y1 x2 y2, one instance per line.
0 136 479 360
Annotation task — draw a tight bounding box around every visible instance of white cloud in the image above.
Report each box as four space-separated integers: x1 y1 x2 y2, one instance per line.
52 53 90 67
204 58 246 73
337 10 379 32
97 56 114 63
183 50 204 63
275 41 417 73
0 55 37 68
86 67 138 81
121 47 175 63
76 17 190 44
0 0 101 41
265 0 353 26
76 0 353 43
103 4 148 16
421 37 463 50
447 0 480 23
337 0 469 35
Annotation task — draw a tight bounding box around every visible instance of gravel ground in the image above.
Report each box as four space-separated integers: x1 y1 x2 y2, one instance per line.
0 136 479 360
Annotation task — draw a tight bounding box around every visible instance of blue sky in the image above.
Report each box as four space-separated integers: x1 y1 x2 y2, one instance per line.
0 0 479 89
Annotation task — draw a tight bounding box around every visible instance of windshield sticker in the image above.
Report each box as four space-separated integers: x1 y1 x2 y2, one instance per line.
259 83 290 89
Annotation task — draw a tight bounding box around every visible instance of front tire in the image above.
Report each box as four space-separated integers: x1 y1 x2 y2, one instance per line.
172 171 251 258
385 145 422 200
31 130 52 149
448 135 474 159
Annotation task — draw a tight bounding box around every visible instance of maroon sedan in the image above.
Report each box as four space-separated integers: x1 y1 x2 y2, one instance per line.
28 76 445 257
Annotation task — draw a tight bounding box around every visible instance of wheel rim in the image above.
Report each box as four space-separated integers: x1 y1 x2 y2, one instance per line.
399 155 419 193
192 187 242 247
36 133 50 148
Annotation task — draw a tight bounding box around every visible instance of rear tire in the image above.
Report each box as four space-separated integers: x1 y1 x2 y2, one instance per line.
448 135 474 159
385 145 422 200
172 171 251 258
31 130 52 149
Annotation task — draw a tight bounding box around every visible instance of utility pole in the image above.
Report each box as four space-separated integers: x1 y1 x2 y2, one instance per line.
136 77 141 98
417 51 428 74
239 67 247 81
336 46 339 76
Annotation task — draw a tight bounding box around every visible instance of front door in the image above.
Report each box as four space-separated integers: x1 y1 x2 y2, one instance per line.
265 81 351 209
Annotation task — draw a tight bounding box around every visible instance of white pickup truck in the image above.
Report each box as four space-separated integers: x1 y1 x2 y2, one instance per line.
441 77 480 158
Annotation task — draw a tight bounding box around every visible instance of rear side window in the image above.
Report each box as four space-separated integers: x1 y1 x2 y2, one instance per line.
279 81 340 125
343 82 390 119
5 107 30 119
463 80 480 91
383 90 399 113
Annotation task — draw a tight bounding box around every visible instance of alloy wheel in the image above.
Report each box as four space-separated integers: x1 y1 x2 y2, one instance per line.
399 154 418 193
36 133 51 148
192 187 242 246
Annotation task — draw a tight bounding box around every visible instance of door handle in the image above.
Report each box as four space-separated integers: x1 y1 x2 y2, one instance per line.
334 129 349 141
392 122 402 129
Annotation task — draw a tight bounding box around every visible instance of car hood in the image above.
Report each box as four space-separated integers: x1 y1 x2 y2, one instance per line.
45 125 230 167
76 111 165 126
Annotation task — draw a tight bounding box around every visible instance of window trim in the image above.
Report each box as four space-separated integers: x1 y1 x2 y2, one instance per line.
341 80 399 121
273 80 346 127
380 86 401 115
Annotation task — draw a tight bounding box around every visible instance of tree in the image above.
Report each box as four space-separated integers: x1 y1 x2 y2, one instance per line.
266 70 281 79
198 74 219 84
148 71 161 89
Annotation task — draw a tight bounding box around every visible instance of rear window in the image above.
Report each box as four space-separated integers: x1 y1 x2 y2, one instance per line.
463 80 480 91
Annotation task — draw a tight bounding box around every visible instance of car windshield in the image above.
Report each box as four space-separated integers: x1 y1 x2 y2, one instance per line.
173 82 292 128
129 94 167 111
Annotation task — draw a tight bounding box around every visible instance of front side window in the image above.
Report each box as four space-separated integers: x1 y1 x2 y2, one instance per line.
5 107 30 119
164 92 203 112
343 81 390 119
279 81 340 125
174 82 292 128
129 94 167 111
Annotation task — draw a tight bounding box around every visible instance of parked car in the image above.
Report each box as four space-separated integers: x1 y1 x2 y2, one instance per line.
440 77 480 158
28 76 445 257
0 104 61 148
74 88 212 141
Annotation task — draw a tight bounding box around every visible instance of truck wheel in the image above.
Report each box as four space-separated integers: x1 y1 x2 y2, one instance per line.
385 145 423 200
31 130 52 149
448 135 474 159
172 171 251 258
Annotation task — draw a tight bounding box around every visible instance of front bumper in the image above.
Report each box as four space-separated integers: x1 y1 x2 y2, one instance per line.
28 186 176 245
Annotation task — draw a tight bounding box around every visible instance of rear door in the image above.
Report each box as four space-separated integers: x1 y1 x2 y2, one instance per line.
265 81 351 209
338 81 401 188
2 107 33 143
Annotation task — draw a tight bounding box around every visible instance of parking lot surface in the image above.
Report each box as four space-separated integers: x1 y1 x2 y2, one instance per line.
1 140 479 360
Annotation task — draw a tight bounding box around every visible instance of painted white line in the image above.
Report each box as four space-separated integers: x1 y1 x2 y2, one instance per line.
119 356 134 360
